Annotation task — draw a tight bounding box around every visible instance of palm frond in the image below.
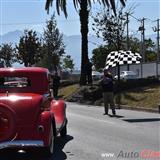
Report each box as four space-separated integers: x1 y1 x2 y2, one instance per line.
120 0 126 7
73 0 80 9
45 0 126 17
55 0 67 17
110 0 116 15
45 0 53 13
88 0 92 7
62 0 67 17
103 0 110 7
56 0 60 15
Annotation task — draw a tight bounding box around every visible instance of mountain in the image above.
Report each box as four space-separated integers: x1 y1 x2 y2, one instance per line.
0 30 103 68
0 30 23 45
63 35 103 68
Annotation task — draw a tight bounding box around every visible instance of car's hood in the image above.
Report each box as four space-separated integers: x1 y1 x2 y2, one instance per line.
0 93 43 125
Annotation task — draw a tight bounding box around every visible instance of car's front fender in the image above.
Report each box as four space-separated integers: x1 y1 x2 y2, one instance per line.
50 100 66 127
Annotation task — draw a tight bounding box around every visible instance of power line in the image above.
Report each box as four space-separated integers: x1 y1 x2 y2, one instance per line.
129 14 140 22
0 22 45 26
0 19 79 26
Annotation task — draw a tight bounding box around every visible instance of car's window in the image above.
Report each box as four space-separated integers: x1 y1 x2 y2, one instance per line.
128 71 136 75
0 76 31 88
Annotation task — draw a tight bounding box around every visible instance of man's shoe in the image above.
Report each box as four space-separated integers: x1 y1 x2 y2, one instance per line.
103 112 108 115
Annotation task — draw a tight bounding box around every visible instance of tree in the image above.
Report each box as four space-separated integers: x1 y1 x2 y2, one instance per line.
92 5 129 50
92 37 157 70
129 37 156 61
45 0 126 85
128 36 141 53
16 30 42 67
62 55 74 72
146 51 156 62
92 44 118 71
92 46 107 71
43 15 65 72
0 43 16 67
145 38 156 62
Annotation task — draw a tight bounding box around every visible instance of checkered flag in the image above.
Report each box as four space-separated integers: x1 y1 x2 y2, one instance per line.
105 50 142 69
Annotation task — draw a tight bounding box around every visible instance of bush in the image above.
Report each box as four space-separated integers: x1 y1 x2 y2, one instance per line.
114 78 160 93
82 86 102 101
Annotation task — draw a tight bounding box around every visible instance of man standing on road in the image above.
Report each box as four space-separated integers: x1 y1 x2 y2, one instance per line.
100 69 116 115
52 72 61 98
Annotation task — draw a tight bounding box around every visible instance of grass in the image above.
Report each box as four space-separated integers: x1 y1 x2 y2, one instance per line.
59 84 80 99
59 83 160 109
116 84 160 109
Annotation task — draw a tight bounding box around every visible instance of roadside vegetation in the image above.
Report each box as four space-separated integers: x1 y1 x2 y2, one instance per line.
59 83 160 109
115 84 160 109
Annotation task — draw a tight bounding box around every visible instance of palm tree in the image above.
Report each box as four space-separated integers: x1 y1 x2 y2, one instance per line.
45 0 126 85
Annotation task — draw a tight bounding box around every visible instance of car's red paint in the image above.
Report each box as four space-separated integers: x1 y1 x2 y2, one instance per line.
0 67 49 94
0 103 16 142
0 67 67 152
51 100 66 125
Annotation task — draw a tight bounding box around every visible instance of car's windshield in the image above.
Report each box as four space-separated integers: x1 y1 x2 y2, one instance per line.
0 76 31 89
126 71 136 75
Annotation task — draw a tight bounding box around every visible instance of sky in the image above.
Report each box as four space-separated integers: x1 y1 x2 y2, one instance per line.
0 0 160 37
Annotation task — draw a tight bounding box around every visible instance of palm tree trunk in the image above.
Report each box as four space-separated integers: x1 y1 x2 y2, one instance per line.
79 0 89 85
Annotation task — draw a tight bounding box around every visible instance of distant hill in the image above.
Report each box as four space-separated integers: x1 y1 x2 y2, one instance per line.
63 35 104 68
0 30 103 68
0 30 23 45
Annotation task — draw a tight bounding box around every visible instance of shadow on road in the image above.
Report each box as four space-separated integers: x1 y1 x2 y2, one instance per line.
0 135 74 160
108 114 124 118
51 135 74 160
123 118 160 123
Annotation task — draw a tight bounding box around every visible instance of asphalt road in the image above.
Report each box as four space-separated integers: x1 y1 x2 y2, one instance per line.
0 102 160 160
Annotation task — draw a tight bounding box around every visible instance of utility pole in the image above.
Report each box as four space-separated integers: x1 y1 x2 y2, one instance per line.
158 19 160 62
138 18 146 78
153 19 160 62
142 18 145 62
126 12 130 71
139 18 146 63
153 19 160 77
126 12 129 51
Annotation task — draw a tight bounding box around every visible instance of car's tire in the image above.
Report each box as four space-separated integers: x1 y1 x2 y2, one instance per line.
60 120 67 138
0 103 16 142
45 124 54 156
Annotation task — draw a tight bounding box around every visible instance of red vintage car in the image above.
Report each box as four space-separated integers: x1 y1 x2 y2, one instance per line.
0 67 67 155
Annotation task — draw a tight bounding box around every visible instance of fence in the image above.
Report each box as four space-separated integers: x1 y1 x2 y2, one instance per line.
111 62 160 78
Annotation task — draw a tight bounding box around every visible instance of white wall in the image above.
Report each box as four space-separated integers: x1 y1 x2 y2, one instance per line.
112 62 160 78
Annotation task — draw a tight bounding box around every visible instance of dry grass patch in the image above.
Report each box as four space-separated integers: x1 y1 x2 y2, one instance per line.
59 84 80 99
116 85 160 108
